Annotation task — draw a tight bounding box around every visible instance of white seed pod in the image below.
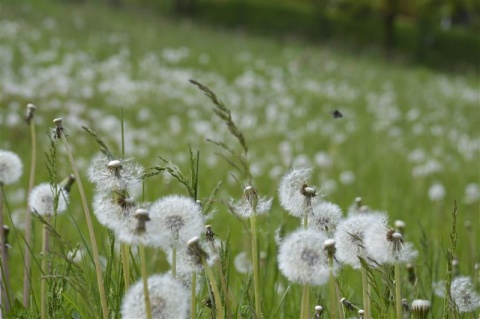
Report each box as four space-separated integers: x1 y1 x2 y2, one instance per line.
121 274 189 319
277 228 335 286
92 192 136 230
278 168 322 218
307 201 343 235
231 186 272 219
0 150 23 185
334 212 387 269
28 183 69 216
451 276 480 313
150 195 204 250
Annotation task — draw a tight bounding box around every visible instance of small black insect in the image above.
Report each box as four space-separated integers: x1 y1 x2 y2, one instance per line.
331 109 343 119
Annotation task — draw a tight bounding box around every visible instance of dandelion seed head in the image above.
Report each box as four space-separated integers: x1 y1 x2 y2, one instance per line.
428 182 446 202
87 153 143 192
92 192 136 230
308 201 343 234
451 276 480 312
115 207 165 247
121 274 189 319
334 212 386 268
150 195 204 249
278 168 322 218
277 228 335 285
364 218 418 265
231 186 272 218
234 251 253 274
411 299 431 317
0 150 23 185
28 183 69 216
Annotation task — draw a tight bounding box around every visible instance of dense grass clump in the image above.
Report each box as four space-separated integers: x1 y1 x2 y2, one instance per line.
0 1 478 318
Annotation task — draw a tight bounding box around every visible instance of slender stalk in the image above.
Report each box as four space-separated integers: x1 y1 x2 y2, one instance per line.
250 212 261 319
191 271 197 319
121 244 130 290
300 284 310 319
394 262 402 319
139 244 153 319
41 217 50 319
328 262 337 319
23 119 36 307
58 127 109 319
360 266 371 319
172 246 177 279
202 255 224 319
0 186 11 314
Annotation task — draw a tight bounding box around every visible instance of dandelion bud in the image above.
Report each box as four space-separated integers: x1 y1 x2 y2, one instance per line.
133 208 150 235
188 236 207 261
60 174 76 193
355 197 362 207
52 117 64 139
340 297 356 312
406 263 416 285
358 309 365 319
205 225 215 242
359 205 370 214
452 256 460 277
402 298 410 313
313 305 324 318
25 103 37 124
3 225 11 250
394 220 406 234
0 150 23 185
411 299 431 319
244 185 259 209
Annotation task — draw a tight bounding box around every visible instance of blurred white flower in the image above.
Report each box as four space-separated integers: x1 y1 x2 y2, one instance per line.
0 150 23 185
121 274 189 319
428 182 446 202
339 170 355 185
234 251 253 274
28 183 69 216
464 183 479 204
451 276 480 313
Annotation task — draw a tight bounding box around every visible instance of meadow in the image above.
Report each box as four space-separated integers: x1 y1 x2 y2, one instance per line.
0 1 479 318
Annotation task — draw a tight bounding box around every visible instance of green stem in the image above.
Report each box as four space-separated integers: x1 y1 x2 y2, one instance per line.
121 243 130 290
250 212 261 319
172 246 177 279
23 120 36 307
0 185 11 313
41 218 50 319
361 265 371 319
328 258 337 319
191 271 197 319
202 254 224 319
59 132 109 319
300 284 310 319
394 262 402 319
139 244 153 319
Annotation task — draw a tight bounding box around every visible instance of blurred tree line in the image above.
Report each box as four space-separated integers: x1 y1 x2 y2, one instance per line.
69 0 480 69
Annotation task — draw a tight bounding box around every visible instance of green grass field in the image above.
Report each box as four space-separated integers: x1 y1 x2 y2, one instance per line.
0 1 479 318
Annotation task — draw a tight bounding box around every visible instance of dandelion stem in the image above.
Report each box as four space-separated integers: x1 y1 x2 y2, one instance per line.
250 211 261 319
191 271 197 319
121 244 130 290
41 217 50 319
202 254 224 319
23 119 36 307
172 246 177 278
361 265 371 319
58 130 109 319
0 185 11 313
139 244 153 319
394 261 402 319
328 259 338 319
300 284 310 319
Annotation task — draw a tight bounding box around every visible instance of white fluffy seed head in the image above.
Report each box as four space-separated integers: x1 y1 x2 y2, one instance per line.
364 220 418 265
277 228 336 286
308 201 343 235
278 168 321 218
92 192 136 230
411 299 431 315
234 251 253 274
28 183 69 216
121 274 189 319
150 195 204 249
451 276 480 313
87 153 143 192
0 150 23 185
231 190 272 219
334 212 387 268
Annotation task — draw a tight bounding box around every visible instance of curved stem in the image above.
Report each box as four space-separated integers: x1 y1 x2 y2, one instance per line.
41 218 50 319
202 254 224 319
59 133 109 319
394 262 402 319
